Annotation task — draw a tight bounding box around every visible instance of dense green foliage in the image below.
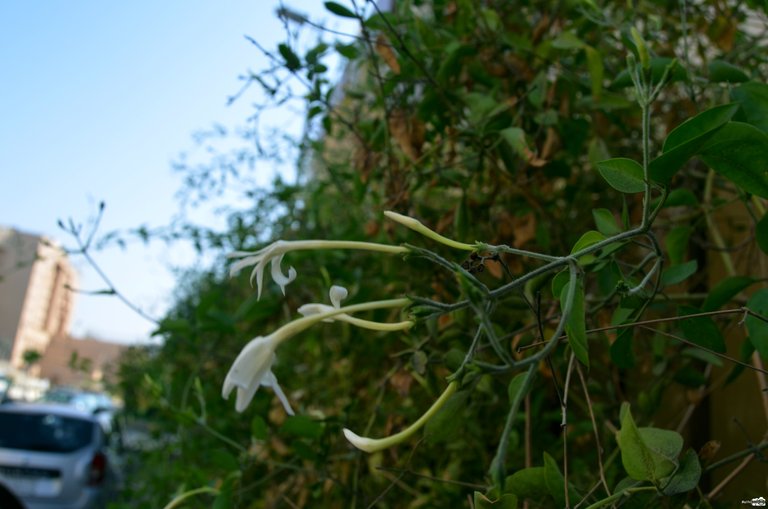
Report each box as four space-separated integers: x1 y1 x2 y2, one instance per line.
108 1 768 507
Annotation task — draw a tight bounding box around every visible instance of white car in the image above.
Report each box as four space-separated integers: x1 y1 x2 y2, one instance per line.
0 403 116 509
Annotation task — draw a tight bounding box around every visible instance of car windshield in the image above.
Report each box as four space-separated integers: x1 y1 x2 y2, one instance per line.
0 412 94 452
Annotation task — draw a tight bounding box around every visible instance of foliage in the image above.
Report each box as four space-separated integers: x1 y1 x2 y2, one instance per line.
105 1 768 508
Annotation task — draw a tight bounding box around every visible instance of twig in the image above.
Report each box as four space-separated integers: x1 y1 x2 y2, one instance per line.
562 353 576 509
706 453 754 500
374 466 486 490
60 206 159 325
639 326 768 376
675 364 712 434
576 363 610 496
752 351 768 426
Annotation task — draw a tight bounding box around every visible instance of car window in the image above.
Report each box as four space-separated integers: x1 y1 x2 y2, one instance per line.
0 412 95 453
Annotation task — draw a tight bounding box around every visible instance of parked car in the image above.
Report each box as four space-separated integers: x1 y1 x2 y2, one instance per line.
39 388 117 434
0 376 11 403
0 403 116 509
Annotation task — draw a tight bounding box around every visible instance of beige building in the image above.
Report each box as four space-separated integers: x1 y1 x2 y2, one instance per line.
38 335 126 389
0 227 77 370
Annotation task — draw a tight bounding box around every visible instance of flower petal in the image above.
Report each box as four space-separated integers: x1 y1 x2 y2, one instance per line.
222 336 277 411
329 285 348 308
230 255 260 278
262 370 295 415
342 428 381 453
297 303 330 316
235 380 262 413
270 254 297 296
250 261 267 299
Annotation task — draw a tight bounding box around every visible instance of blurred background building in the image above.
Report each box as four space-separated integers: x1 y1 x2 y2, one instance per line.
0 226 76 369
0 226 125 396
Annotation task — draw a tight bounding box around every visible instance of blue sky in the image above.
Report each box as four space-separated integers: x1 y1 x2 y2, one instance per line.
0 2 356 343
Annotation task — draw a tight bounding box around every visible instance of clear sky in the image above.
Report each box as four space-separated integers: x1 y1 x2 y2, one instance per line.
0 1 356 343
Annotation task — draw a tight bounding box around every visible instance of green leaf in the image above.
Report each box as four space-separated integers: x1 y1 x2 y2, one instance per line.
639 427 683 461
281 415 324 440
585 46 604 99
278 43 301 71
324 1 356 18
499 126 540 162
543 452 581 507
661 188 698 208
593 208 621 235
661 449 702 495
708 60 750 83
507 372 529 402
681 347 723 367
551 269 569 298
666 104 741 151
571 230 606 254
758 213 768 255
504 467 549 499
551 31 584 50
210 449 239 472
679 307 726 353
698 122 768 198
665 226 692 266
611 329 635 369
611 57 686 88
561 280 589 368
649 103 739 184
617 403 678 482
212 480 233 509
251 415 268 441
661 259 697 287
731 81 768 133
746 289 768 358
596 158 645 193
702 276 756 311
725 340 755 385
335 42 359 60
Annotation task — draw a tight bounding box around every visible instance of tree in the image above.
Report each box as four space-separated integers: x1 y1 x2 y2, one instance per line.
110 1 768 507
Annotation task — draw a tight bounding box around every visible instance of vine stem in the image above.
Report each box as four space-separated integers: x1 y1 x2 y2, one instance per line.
562 353 576 509
491 364 537 490
576 363 611 496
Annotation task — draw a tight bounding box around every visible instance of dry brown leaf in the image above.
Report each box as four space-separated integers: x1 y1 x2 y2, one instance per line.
388 109 423 161
512 212 537 248
389 370 414 397
540 127 560 160
485 258 503 279
376 33 401 74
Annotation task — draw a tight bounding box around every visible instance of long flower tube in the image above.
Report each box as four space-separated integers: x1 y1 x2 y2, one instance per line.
384 211 475 251
229 240 409 299
298 285 413 331
343 381 459 453
222 297 412 413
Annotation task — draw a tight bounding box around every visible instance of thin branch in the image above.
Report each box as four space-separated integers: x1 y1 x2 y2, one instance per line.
374 466 486 490
562 353 576 509
639 326 768 376
61 207 159 326
576 363 610 496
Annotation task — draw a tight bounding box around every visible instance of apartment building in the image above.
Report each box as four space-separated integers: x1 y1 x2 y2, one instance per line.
0 227 77 370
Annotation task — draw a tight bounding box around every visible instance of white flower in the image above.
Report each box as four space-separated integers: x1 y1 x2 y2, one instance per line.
298 286 414 332
223 296 412 413
343 381 458 453
297 285 348 322
229 239 408 300
221 335 294 415
229 241 297 300
384 210 475 251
